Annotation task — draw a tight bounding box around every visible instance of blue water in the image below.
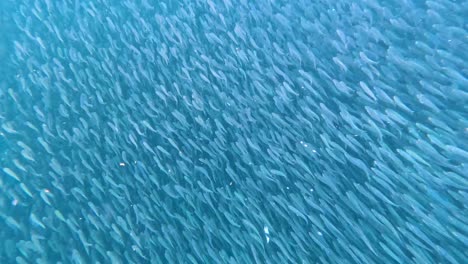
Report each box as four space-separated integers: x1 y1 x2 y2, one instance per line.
0 0 466 263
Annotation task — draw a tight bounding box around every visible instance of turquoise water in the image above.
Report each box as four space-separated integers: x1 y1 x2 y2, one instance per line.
0 0 467 263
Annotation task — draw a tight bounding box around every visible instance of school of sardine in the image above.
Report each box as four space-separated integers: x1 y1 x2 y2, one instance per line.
0 0 466 263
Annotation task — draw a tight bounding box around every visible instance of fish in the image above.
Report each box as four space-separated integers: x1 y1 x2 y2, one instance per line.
0 0 465 263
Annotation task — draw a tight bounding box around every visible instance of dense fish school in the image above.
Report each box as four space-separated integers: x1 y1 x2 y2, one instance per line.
0 0 467 263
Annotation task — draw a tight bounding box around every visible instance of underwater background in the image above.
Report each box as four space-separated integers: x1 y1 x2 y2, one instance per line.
0 0 467 263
